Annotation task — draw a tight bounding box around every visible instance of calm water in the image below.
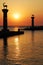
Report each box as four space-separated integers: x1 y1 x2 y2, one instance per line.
0 27 43 65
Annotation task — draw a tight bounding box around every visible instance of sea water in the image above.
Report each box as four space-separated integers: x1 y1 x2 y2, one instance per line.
0 27 43 65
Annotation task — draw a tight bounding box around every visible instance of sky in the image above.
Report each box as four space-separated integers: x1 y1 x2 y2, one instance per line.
0 0 43 26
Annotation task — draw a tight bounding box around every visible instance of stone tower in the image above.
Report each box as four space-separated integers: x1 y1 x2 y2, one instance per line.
2 3 8 31
31 15 35 30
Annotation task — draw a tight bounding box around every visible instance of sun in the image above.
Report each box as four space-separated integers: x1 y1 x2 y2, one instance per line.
13 13 20 19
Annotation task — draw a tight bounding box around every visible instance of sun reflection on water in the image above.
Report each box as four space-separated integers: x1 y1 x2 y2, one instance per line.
14 27 18 31
14 37 20 58
14 37 19 43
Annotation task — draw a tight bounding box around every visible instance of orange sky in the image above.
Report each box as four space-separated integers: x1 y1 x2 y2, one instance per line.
0 0 43 26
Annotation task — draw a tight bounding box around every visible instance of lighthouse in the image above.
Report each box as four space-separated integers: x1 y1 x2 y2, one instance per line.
31 15 35 30
2 3 9 31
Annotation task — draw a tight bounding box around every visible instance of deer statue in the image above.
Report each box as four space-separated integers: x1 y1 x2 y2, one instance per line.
3 2 7 9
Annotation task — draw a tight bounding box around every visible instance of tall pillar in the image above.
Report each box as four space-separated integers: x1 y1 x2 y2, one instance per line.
31 15 35 30
2 3 8 30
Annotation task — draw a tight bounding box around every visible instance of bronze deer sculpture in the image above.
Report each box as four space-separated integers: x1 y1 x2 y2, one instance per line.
3 2 7 8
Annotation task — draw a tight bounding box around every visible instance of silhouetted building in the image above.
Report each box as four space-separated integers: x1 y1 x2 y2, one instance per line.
31 15 34 30
2 3 8 31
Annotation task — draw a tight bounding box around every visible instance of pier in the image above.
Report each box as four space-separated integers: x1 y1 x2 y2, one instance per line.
24 15 43 31
0 3 24 38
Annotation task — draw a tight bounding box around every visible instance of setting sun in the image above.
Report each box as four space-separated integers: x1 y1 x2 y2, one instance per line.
13 13 20 19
